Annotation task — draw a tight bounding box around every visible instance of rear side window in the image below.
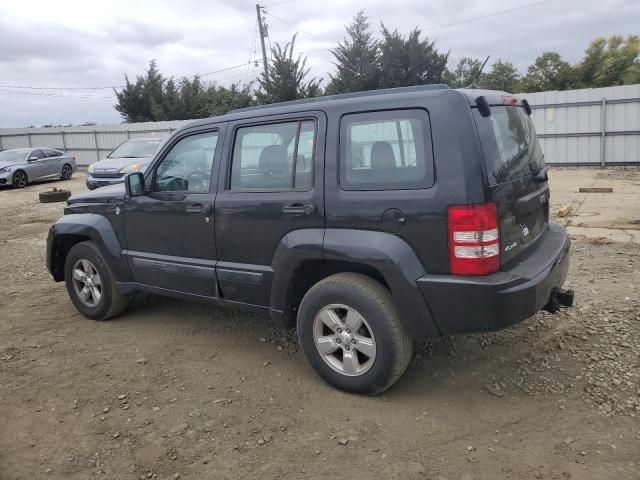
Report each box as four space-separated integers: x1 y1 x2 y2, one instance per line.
475 106 544 185
230 120 316 191
340 109 433 190
43 149 63 157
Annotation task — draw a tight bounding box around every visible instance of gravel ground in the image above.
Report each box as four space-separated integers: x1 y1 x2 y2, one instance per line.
0 170 639 480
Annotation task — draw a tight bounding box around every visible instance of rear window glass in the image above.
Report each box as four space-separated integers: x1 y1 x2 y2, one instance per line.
475 106 544 185
340 109 434 191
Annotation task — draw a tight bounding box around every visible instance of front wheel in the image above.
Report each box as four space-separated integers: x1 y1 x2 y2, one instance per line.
64 241 129 320
12 170 28 188
297 273 413 395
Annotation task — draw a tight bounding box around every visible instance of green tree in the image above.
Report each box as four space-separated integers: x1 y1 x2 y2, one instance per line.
442 57 483 88
200 83 255 117
115 60 170 122
576 35 640 87
378 25 449 88
257 34 322 104
479 60 520 92
327 11 380 94
518 52 575 92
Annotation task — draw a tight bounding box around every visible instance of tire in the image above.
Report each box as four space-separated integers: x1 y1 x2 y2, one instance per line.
64 241 129 320
297 273 413 395
61 163 73 180
12 170 28 188
39 189 71 203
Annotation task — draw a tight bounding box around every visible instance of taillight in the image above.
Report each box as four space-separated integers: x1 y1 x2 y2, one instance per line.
447 203 500 275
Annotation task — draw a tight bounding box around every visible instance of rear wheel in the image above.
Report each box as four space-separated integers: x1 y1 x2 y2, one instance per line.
12 170 28 188
297 273 413 394
64 241 129 320
61 163 73 180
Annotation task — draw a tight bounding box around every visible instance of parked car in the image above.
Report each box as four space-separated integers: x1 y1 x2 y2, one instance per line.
0 148 76 188
46 85 573 394
85 137 165 190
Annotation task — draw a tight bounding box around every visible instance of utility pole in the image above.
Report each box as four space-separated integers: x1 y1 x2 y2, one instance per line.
256 4 269 80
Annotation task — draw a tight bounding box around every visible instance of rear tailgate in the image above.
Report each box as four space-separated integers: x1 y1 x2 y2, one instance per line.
473 103 549 267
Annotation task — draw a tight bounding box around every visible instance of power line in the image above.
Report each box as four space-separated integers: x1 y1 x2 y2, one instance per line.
263 0 297 7
262 10 326 42
424 0 554 32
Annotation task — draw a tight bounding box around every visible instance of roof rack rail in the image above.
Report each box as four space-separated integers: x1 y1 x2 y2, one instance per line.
229 84 450 114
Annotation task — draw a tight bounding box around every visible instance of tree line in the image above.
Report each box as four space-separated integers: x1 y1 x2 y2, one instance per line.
115 11 640 122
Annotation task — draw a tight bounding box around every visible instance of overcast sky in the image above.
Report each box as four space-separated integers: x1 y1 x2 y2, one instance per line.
0 0 638 127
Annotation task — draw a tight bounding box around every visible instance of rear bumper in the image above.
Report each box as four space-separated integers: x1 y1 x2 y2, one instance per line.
417 224 571 335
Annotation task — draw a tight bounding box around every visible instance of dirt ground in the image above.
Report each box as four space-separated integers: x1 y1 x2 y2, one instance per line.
1 168 639 480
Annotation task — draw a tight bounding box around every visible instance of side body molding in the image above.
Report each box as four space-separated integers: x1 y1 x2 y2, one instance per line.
47 214 131 282
322 229 441 340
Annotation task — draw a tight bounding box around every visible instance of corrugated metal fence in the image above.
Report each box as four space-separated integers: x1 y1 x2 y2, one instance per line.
1 84 639 166
0 120 189 166
523 84 640 166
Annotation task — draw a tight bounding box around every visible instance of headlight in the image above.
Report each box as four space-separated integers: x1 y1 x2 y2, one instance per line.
0 167 11 173
120 163 142 174
87 164 95 174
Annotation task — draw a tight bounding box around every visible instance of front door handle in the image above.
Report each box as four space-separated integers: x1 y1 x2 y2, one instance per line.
185 204 211 215
282 203 316 215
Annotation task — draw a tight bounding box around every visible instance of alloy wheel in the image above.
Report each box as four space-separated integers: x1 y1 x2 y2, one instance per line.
62 164 73 179
312 303 377 376
13 171 27 188
72 259 103 308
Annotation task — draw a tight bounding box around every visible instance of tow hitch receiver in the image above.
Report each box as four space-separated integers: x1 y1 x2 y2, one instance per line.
543 288 575 314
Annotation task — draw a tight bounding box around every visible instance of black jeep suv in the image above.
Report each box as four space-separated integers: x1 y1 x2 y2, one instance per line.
46 85 573 394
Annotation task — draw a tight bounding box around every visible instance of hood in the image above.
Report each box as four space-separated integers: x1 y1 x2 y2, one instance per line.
91 156 153 171
67 183 126 205
0 160 18 169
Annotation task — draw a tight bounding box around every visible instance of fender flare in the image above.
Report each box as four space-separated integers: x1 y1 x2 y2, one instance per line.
270 228 441 340
47 214 131 282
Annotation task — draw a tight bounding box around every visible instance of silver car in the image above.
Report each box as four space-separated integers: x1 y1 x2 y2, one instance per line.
85 137 165 190
0 148 77 188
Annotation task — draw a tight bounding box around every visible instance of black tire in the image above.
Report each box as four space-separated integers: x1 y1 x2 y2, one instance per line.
61 163 73 180
64 241 129 320
39 189 71 203
12 170 28 188
297 273 413 395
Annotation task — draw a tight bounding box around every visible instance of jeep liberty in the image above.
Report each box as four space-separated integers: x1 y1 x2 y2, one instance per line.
47 85 573 394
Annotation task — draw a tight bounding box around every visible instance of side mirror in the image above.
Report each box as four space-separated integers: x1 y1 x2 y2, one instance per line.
28 156 39 161
125 172 145 197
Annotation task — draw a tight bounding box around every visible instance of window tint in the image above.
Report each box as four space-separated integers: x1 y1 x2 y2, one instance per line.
340 110 433 190
475 106 544 185
29 150 46 160
230 120 315 191
43 149 62 157
153 132 218 193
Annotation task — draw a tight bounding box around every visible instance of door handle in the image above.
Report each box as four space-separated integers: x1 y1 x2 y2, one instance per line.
282 203 316 215
185 204 211 215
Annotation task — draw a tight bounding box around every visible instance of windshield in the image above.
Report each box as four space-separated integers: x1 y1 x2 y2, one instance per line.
0 149 28 163
475 106 544 185
108 139 161 158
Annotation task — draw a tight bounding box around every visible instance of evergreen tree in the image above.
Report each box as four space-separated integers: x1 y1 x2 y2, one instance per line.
327 11 380 94
378 25 448 88
257 34 321 104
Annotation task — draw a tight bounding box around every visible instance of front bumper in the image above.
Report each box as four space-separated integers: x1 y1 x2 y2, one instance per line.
85 174 125 190
417 223 571 335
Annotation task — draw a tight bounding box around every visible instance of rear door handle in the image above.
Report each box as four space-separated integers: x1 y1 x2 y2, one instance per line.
185 204 211 215
282 203 316 215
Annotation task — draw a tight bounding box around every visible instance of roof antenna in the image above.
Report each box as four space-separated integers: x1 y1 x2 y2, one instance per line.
467 55 490 89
